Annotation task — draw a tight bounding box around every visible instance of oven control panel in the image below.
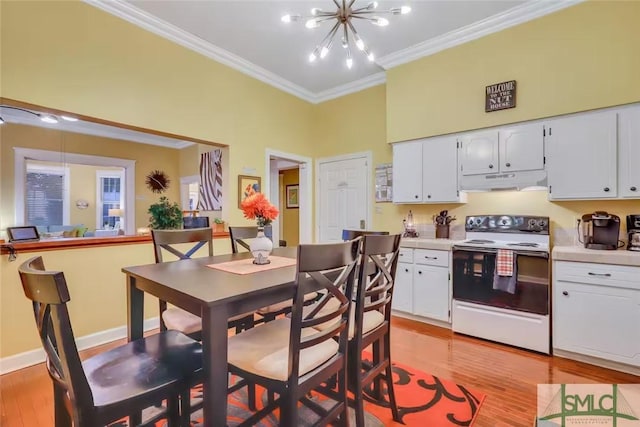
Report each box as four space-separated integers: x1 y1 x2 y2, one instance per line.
465 215 549 234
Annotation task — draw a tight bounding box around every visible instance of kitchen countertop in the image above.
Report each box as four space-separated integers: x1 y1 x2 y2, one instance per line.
552 246 640 267
400 238 462 251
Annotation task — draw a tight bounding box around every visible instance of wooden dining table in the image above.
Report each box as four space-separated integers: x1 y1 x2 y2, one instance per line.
123 246 299 427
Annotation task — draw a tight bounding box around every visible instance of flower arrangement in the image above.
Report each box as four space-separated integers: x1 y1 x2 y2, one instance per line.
240 193 279 227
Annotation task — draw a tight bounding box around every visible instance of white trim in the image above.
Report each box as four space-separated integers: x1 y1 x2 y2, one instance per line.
315 151 373 242
377 0 585 70
264 149 313 244
14 148 136 236
0 317 160 375
85 0 317 103
313 72 386 104
25 164 71 225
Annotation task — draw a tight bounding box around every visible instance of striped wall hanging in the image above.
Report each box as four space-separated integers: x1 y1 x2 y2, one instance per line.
198 149 223 211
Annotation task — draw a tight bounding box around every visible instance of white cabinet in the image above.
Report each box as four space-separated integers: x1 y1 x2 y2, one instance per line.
553 261 640 368
392 141 423 203
392 137 463 203
392 248 450 323
619 106 640 198
459 124 544 176
547 111 617 200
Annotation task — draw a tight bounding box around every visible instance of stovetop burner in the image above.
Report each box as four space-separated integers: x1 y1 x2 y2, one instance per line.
507 242 539 247
465 239 495 244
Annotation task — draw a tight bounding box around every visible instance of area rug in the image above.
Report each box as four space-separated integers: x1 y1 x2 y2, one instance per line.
112 356 485 427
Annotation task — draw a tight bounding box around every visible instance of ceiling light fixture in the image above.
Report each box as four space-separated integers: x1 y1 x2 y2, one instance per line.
0 105 67 125
281 0 411 69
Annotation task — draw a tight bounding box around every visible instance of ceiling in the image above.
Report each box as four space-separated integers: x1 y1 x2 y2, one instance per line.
88 0 581 103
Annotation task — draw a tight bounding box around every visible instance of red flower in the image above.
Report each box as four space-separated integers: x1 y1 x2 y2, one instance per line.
240 193 279 227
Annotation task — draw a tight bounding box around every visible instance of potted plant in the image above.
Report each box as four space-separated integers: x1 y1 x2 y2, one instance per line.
148 196 183 230
213 218 225 233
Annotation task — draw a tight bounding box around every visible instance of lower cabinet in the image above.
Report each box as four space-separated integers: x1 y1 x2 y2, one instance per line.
553 261 640 368
392 247 450 323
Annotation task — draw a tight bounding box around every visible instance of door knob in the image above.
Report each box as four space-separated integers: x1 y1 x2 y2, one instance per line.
427 194 431 199
488 164 494 169
359 219 365 229
505 163 511 167
631 186 637 192
604 187 610 192
562 291 569 296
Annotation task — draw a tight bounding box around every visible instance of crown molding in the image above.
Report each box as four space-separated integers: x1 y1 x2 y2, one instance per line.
313 72 387 103
377 0 585 70
84 0 318 103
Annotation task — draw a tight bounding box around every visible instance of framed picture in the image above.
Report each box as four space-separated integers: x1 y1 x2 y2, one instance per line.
238 175 261 208
286 184 299 208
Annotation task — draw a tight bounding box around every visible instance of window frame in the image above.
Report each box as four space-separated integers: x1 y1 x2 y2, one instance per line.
14 148 136 235
96 170 125 230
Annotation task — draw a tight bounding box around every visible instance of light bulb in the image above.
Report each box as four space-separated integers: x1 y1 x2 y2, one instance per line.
355 36 365 51
305 19 320 29
309 52 317 62
341 37 348 49
320 46 330 58
310 8 322 15
61 115 78 122
372 17 389 26
367 1 379 9
346 57 353 69
281 14 292 23
401 6 411 14
40 114 58 124
367 52 375 62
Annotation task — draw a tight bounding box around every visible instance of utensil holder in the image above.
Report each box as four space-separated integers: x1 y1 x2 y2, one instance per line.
435 225 450 239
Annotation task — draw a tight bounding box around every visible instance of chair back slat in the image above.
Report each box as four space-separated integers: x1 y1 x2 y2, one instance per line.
287 240 359 385
18 256 94 414
342 229 389 241
228 226 273 254
151 228 213 262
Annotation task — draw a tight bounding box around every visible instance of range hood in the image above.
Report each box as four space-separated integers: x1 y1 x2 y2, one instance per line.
459 169 547 191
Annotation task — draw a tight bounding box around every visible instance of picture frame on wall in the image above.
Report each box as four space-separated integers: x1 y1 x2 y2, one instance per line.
286 184 299 208
238 175 261 208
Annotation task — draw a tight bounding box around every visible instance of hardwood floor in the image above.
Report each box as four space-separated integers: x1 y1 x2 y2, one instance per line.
1 317 638 426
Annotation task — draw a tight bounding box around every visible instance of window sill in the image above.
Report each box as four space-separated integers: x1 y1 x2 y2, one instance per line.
1 231 230 254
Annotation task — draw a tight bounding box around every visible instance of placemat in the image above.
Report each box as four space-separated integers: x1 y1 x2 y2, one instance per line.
206 256 296 275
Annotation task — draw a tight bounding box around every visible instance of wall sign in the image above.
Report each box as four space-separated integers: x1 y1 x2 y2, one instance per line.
485 80 516 112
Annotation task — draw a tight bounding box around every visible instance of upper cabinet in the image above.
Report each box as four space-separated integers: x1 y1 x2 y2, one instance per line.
547 111 617 200
392 136 463 204
459 124 544 175
619 106 640 198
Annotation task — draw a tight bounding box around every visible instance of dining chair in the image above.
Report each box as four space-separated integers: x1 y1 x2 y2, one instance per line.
17 256 202 427
227 240 360 427
151 228 255 337
349 233 402 427
228 225 317 323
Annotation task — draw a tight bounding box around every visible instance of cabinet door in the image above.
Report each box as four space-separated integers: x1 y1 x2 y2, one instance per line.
554 280 640 367
619 106 640 198
392 142 423 203
392 262 414 313
547 111 617 199
422 136 459 202
459 131 499 176
412 265 450 322
499 123 545 172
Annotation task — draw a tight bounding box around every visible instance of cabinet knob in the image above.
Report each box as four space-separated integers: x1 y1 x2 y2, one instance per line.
604 187 610 192
562 291 569 296
404 268 409 273
427 194 431 199
418 271 422 275
631 186 637 192
488 164 494 169
414 195 419 199
505 162 511 167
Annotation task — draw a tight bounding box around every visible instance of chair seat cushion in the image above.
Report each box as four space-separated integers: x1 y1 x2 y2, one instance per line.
83 330 202 408
257 292 319 315
163 307 254 334
303 301 385 339
228 318 338 381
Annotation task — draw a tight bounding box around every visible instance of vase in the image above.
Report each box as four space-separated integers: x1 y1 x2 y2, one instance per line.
435 224 450 239
250 227 273 265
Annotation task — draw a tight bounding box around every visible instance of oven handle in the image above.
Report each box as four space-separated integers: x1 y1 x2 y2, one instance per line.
453 246 549 259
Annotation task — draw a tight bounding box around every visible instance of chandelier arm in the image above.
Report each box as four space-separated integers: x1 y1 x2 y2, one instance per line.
352 10 393 15
343 22 349 45
350 15 378 21
320 21 341 47
347 20 359 39
332 0 341 9
347 0 357 9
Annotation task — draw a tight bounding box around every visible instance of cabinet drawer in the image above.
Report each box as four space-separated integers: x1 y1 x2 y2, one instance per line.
398 248 414 263
555 261 640 291
414 249 448 267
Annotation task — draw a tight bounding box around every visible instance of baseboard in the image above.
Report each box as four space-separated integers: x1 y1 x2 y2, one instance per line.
391 310 452 329
553 348 640 377
0 317 160 375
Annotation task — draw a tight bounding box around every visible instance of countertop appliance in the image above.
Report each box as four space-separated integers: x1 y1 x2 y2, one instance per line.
452 215 550 354
627 215 640 251
580 211 622 250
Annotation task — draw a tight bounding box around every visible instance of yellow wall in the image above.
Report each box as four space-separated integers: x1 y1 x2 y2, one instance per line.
387 1 640 142
281 168 299 246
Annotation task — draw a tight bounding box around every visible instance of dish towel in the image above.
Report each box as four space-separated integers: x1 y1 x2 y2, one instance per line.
496 249 514 276
493 252 517 294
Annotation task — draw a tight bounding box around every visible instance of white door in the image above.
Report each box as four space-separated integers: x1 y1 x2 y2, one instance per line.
547 111 617 200
459 130 499 176
499 123 545 172
619 106 640 198
412 266 449 321
392 141 423 203
318 155 369 242
422 136 459 202
392 263 414 313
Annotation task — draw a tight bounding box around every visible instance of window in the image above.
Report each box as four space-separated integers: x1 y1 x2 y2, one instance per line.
25 163 70 226
97 171 124 229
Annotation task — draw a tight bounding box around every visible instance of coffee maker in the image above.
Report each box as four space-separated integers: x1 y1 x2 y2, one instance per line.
580 211 621 250
627 215 640 251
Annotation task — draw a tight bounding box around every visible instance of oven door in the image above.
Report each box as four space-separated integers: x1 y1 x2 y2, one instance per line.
452 246 549 315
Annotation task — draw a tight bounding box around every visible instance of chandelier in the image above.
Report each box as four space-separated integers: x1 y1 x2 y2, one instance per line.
281 1 411 69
